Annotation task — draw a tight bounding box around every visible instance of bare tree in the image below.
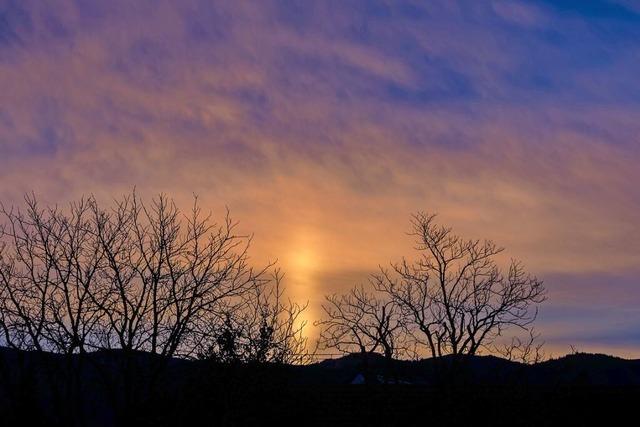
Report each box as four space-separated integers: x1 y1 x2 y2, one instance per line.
0 191 290 422
495 328 545 364
0 195 104 354
87 193 266 359
0 195 110 424
199 269 310 365
315 286 405 361
0 191 306 363
373 212 546 359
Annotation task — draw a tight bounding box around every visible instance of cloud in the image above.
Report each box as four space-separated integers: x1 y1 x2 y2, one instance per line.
492 1 550 28
1 0 640 353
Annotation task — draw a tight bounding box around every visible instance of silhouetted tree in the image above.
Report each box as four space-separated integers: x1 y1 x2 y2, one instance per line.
86 193 266 359
495 328 545 364
0 192 285 422
0 193 268 358
373 212 546 359
0 195 103 354
0 195 107 424
199 269 310 364
315 286 405 383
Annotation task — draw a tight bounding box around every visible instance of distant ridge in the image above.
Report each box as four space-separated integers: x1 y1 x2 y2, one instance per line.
1 347 640 425
289 351 640 386
2 346 640 386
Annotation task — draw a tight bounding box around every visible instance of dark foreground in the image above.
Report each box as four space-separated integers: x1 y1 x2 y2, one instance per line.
1 348 639 426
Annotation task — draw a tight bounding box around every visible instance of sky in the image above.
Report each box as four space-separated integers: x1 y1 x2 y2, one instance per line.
1 0 640 357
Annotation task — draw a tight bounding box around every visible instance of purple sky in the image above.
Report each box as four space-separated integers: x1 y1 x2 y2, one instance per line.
1 0 640 356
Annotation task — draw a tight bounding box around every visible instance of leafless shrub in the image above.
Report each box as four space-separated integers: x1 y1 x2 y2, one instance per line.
315 286 405 360
199 269 310 364
495 328 545 364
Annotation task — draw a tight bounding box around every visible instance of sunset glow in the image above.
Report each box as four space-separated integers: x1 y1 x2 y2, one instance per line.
2 0 640 357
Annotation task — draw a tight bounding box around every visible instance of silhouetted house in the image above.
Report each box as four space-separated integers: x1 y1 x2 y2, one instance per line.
350 373 411 385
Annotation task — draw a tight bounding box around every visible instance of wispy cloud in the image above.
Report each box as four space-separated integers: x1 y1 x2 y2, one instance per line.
1 0 639 355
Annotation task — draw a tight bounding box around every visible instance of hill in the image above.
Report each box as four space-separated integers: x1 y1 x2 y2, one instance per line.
1 348 639 425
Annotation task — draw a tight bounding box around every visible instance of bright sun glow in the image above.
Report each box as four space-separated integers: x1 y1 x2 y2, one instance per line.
291 248 317 274
285 231 322 339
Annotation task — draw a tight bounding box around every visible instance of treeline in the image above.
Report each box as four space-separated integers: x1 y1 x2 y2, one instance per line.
0 193 315 425
0 192 548 424
0 192 547 364
315 212 547 365
0 193 307 363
